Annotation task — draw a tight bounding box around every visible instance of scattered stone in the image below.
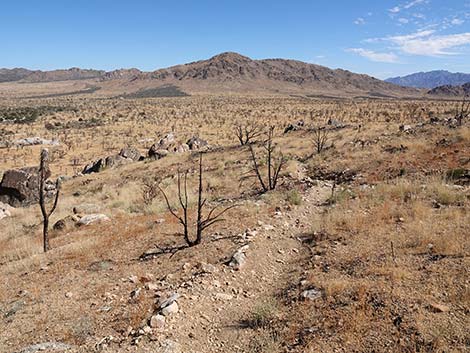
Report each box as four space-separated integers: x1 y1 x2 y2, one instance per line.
146 282 159 291
301 288 322 301
199 262 218 274
161 301 179 316
157 133 176 149
128 275 139 283
0 201 13 220
284 120 305 133
228 245 249 270
148 147 169 160
77 214 110 226
88 260 114 272
159 339 181 353
215 293 233 301
263 224 274 231
4 300 25 319
150 314 165 329
158 293 180 309
429 303 450 313
65 292 73 298
13 137 59 147
16 342 72 353
130 288 141 300
53 215 80 231
399 124 413 133
327 118 349 129
186 136 208 150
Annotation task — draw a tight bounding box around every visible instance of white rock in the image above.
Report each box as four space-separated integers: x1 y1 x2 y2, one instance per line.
215 293 233 301
0 202 13 221
159 339 181 353
77 214 110 226
158 292 180 309
146 283 159 291
128 275 138 283
16 342 71 353
150 314 165 329
199 263 218 274
161 301 179 316
229 250 247 271
301 288 322 301
13 137 60 147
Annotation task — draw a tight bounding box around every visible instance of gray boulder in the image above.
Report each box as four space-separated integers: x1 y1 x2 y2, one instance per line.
284 120 305 133
119 146 142 161
186 136 208 150
0 166 51 206
148 146 169 160
82 147 142 174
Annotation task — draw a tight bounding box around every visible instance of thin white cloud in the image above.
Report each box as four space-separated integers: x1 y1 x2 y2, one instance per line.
388 30 470 55
451 18 464 25
398 18 410 24
347 48 399 63
354 17 366 25
389 0 427 14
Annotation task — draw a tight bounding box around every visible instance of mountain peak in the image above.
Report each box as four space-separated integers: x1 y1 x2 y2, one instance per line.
386 70 470 88
209 52 252 62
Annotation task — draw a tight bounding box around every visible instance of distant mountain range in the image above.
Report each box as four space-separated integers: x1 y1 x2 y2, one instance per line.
0 67 139 83
386 70 470 89
0 52 421 98
428 82 470 97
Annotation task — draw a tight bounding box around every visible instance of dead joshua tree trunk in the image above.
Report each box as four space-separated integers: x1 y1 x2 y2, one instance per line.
312 126 330 154
455 94 470 126
246 126 285 193
158 153 236 247
39 149 61 252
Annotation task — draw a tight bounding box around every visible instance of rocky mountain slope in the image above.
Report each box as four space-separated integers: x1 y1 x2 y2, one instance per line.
386 70 470 89
134 52 418 96
1 53 420 97
428 82 470 97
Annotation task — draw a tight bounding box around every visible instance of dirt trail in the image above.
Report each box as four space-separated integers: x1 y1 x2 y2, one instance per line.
123 184 331 353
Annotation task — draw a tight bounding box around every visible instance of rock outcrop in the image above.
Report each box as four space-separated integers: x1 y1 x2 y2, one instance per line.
82 147 143 174
0 166 52 206
148 134 208 159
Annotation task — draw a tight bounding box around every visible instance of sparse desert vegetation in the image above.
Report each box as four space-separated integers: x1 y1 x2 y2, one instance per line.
0 91 468 353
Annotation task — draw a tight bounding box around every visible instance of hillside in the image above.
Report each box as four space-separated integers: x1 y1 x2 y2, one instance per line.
0 96 468 353
428 82 470 97
136 52 418 97
0 53 420 98
0 67 105 83
386 70 470 89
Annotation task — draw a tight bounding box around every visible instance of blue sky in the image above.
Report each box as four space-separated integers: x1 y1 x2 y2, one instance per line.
1 0 469 78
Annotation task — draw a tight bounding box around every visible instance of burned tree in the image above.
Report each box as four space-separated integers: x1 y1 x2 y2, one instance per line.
234 123 264 146
455 94 470 126
158 153 236 247
38 149 61 252
311 126 330 154
245 126 286 193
